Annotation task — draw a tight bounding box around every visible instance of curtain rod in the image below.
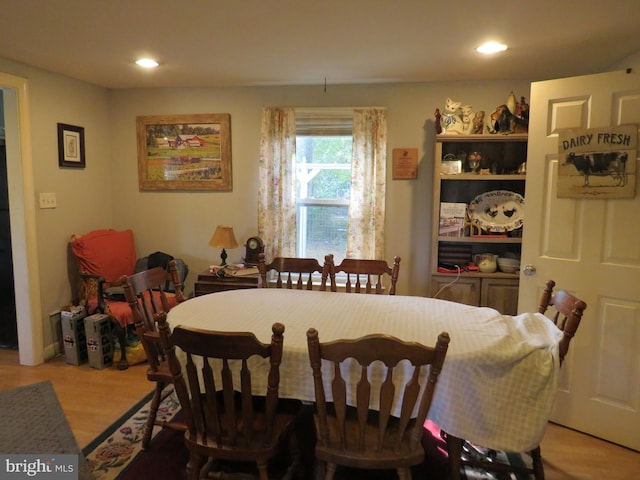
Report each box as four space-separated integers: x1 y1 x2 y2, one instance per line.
294 106 387 117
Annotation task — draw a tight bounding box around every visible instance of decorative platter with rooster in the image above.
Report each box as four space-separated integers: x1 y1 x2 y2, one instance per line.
469 190 524 232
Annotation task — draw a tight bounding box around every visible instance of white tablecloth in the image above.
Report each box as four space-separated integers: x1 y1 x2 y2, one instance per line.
167 288 562 452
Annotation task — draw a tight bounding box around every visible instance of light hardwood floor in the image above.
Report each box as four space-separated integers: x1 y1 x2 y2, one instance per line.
2 349 639 479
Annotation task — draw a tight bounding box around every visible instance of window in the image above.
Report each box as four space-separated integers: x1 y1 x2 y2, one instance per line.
296 134 352 260
259 107 386 264
295 109 353 261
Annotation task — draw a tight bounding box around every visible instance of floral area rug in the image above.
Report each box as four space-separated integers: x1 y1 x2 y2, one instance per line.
82 388 527 480
82 386 181 479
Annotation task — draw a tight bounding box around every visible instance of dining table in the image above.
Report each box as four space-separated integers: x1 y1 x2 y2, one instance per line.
167 288 563 453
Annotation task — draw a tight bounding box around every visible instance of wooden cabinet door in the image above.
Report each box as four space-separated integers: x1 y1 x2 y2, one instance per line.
480 278 519 315
430 275 480 306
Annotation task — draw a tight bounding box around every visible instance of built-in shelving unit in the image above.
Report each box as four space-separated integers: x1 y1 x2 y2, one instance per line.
430 134 527 315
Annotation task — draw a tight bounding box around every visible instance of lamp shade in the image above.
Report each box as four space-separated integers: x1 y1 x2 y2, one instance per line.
209 225 239 249
209 225 238 266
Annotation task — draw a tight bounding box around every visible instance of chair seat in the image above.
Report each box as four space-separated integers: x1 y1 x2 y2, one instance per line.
103 292 179 329
185 408 300 461
146 359 172 382
315 414 423 469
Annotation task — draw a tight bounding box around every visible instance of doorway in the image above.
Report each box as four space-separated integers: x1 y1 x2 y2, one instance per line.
1 73 44 365
0 118 17 347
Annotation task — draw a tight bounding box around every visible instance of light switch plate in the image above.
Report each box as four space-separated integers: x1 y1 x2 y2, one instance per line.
39 192 57 209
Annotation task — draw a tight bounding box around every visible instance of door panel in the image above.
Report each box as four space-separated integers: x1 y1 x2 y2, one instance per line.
541 160 582 259
604 201 640 264
595 298 639 408
521 69 640 450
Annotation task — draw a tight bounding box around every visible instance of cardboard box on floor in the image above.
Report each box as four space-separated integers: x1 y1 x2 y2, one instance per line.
61 306 88 365
84 313 114 370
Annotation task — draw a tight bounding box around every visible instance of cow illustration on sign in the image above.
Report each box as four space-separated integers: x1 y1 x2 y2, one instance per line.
557 125 637 199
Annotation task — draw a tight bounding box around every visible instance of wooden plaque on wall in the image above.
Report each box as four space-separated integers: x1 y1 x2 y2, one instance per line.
392 148 418 179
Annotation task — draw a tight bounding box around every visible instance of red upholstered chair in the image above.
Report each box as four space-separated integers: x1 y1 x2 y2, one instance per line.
70 229 184 370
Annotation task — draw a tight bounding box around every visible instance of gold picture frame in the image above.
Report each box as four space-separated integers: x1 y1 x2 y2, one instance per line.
136 113 232 191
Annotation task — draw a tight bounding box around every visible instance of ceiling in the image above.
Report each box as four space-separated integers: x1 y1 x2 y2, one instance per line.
1 1 639 89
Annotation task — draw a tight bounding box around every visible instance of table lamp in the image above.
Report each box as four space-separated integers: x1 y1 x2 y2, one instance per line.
209 225 238 266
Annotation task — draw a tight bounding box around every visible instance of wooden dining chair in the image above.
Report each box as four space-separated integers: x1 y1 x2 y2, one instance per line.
329 256 401 294
122 260 187 450
306 328 450 479
257 252 334 291
538 279 588 365
156 315 302 480
445 279 587 480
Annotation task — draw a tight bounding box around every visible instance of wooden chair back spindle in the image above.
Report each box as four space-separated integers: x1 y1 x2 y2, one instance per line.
330 256 401 295
258 252 332 291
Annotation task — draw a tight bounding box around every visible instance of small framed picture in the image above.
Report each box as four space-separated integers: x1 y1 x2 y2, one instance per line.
392 148 418 180
57 123 85 168
441 159 462 175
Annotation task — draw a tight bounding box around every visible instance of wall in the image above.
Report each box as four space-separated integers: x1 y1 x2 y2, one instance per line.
0 53 530 358
5 46 640 358
109 81 530 299
0 57 113 354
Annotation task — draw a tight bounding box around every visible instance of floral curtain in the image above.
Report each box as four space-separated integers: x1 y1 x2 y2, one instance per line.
259 107 387 262
258 107 297 261
347 108 387 258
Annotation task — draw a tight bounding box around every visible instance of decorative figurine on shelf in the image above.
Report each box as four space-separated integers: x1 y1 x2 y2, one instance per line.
465 204 482 237
517 96 529 120
460 104 475 134
473 111 485 134
486 91 529 134
434 108 442 134
506 91 517 115
487 104 529 134
440 97 465 134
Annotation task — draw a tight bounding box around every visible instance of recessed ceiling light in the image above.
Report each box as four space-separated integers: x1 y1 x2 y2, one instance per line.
135 58 159 68
476 42 508 54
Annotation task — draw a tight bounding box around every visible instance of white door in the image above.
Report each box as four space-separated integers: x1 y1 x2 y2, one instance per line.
520 69 640 450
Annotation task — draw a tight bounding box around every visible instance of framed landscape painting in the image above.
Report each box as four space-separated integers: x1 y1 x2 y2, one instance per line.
136 113 232 191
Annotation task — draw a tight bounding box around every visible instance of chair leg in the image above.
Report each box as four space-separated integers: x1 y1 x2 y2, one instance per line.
312 460 326 480
112 320 129 370
256 460 269 480
295 403 316 479
396 467 412 480
444 431 463 480
324 462 337 480
142 382 165 450
188 452 205 480
531 446 545 480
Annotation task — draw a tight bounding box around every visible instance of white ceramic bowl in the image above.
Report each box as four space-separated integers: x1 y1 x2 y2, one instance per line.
497 257 520 273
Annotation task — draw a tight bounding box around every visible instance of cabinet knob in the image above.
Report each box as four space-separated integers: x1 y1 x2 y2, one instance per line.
522 264 537 277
